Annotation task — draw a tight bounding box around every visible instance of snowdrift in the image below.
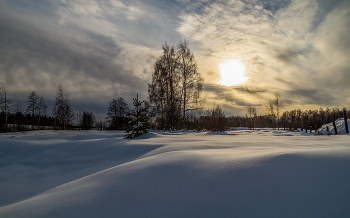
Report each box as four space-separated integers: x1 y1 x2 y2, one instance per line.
317 118 350 135
1 130 350 218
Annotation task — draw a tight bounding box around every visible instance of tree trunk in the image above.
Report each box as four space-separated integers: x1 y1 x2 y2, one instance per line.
5 92 8 133
332 120 337 135
344 110 349 134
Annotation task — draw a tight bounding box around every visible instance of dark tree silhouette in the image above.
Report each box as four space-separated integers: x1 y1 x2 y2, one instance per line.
149 42 180 129
272 92 283 129
79 111 96 130
200 105 226 131
36 97 47 126
265 92 283 129
125 94 150 138
0 81 13 132
148 40 203 129
247 105 257 129
52 85 74 129
177 40 203 127
107 97 129 130
27 91 39 129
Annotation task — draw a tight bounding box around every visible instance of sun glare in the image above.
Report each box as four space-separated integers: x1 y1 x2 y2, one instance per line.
219 60 248 86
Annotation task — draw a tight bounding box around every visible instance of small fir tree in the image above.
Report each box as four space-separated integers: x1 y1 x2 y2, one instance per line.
125 94 150 139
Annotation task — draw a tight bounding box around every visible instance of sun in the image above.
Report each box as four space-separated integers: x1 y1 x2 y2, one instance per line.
219 60 248 86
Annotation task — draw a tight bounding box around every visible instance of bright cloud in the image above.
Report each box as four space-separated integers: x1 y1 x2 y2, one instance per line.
178 0 350 111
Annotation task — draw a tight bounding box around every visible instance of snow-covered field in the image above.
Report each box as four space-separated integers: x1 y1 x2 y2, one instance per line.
0 129 349 218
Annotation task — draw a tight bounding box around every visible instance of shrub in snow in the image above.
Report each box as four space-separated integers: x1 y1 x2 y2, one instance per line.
125 94 150 139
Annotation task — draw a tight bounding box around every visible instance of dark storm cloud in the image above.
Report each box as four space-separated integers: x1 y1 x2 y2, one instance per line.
285 89 337 106
204 84 267 95
217 94 261 107
0 10 149 106
0 0 176 118
203 84 225 93
0 14 123 84
204 84 262 107
208 92 254 107
275 50 298 64
234 86 268 94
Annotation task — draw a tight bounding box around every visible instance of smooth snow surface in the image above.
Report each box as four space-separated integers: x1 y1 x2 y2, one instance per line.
1 129 350 218
317 118 350 135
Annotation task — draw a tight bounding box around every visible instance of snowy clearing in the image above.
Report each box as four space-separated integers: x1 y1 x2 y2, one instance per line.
0 129 350 218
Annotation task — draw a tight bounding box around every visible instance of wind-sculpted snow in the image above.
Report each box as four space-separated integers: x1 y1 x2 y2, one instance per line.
0 130 350 218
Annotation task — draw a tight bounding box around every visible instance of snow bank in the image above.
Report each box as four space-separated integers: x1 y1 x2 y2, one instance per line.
317 118 350 135
1 130 350 218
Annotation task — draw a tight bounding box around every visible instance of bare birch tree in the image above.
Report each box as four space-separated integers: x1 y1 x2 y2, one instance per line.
149 41 203 129
177 39 203 127
272 92 283 129
247 105 257 129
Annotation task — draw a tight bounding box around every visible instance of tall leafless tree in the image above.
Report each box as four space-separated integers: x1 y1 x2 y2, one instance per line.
273 92 283 129
177 39 203 127
149 41 203 129
149 42 180 129
267 92 283 129
247 105 257 129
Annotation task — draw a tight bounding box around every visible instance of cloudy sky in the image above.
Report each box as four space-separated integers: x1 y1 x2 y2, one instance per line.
1 0 349 118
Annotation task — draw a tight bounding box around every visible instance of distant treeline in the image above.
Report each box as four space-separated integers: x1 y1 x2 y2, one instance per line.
232 107 350 132
1 41 349 133
0 82 102 132
2 80 348 133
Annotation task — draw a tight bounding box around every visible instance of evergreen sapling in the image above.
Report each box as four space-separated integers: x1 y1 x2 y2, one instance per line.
125 94 150 139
